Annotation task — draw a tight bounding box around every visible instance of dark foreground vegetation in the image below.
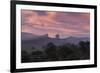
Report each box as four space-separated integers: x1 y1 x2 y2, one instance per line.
21 41 90 63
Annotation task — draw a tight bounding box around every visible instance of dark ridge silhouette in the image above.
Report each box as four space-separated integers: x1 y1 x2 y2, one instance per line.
21 41 90 63
21 32 89 51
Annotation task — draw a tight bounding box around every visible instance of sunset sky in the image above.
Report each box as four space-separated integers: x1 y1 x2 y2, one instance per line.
21 9 90 38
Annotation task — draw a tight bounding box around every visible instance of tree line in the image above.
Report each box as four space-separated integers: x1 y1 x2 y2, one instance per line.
21 41 90 63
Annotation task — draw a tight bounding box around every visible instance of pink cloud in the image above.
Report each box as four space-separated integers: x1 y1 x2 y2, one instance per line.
21 9 90 38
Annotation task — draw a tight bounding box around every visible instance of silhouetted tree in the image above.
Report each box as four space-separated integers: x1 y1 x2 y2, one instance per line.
45 42 59 61
21 41 90 63
21 50 30 63
31 46 36 50
79 41 90 59
58 43 83 60
30 51 47 62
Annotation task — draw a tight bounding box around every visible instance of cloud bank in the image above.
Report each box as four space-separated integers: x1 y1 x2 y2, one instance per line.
21 9 90 38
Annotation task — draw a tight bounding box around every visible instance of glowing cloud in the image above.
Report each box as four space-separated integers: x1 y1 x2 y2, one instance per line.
21 9 90 38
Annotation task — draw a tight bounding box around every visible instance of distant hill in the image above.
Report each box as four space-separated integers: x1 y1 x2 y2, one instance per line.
21 32 39 40
21 32 90 50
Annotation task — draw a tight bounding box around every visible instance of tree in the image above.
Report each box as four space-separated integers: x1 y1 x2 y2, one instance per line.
44 42 59 61
21 50 30 63
58 43 83 60
79 41 90 59
30 51 47 62
31 46 36 50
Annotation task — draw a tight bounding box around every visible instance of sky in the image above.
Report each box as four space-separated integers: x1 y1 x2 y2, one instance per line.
21 9 90 38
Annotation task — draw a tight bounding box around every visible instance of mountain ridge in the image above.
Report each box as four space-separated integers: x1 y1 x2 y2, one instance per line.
21 32 90 49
